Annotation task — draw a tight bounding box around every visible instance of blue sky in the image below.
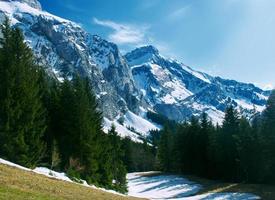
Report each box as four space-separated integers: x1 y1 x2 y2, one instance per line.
40 0 275 89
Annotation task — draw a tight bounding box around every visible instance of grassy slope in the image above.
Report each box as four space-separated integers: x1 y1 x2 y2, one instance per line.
0 164 145 200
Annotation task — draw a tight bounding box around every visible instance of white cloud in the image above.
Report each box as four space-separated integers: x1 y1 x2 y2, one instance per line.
93 18 149 45
263 84 274 90
93 18 175 58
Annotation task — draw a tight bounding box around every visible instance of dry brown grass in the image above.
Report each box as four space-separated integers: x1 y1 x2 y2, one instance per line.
0 164 146 200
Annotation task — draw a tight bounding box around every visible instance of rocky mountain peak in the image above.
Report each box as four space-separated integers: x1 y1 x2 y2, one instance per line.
0 0 271 139
125 45 160 66
3 0 42 10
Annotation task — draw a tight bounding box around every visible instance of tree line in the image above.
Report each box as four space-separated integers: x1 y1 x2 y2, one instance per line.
156 91 275 184
0 18 156 192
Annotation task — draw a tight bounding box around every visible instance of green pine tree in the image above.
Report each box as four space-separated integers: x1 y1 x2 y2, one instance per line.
157 125 173 172
57 76 104 184
220 106 240 181
0 18 46 168
236 117 260 182
108 125 127 193
260 90 275 183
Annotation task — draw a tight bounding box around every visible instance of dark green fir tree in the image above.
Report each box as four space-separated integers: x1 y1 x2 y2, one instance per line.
0 18 46 168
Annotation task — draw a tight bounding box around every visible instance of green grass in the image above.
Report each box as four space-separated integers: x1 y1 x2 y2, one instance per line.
0 164 145 200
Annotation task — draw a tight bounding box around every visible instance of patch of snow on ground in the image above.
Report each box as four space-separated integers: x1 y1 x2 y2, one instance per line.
0 158 124 197
33 167 72 182
127 172 201 199
170 193 260 200
127 172 260 200
0 158 30 171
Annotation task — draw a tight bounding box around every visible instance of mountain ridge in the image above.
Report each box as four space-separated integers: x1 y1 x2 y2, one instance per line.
125 45 269 124
0 0 270 140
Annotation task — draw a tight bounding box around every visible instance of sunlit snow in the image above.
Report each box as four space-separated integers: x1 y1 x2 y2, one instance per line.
127 172 260 200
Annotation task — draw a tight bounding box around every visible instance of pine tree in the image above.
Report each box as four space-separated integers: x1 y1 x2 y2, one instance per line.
187 116 201 174
108 125 127 193
121 137 134 172
73 76 102 183
260 90 275 183
207 123 221 178
197 113 211 176
236 117 260 182
57 76 104 183
0 18 46 167
57 79 76 168
38 68 61 167
157 125 173 172
220 106 240 181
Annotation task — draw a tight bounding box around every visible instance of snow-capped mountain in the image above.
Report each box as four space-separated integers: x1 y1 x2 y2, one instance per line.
0 0 270 139
0 0 156 140
125 45 270 124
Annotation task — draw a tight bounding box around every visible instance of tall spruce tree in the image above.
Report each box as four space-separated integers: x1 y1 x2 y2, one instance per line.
57 79 76 168
157 125 173 172
236 117 259 182
260 90 275 183
108 125 127 192
57 76 103 183
0 18 46 167
220 106 240 181
197 113 211 176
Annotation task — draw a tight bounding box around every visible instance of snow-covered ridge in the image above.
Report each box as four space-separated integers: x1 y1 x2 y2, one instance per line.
0 0 74 24
0 0 271 137
12 0 41 10
125 45 270 124
0 0 148 140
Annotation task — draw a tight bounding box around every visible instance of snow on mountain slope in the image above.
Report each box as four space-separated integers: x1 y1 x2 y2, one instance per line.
0 0 151 140
125 46 270 124
0 0 70 23
103 111 160 142
103 118 144 143
181 64 211 84
123 111 160 135
0 0 271 138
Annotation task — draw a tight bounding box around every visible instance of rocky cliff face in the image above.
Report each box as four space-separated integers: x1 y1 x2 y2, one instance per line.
0 0 144 121
0 0 270 138
125 46 269 123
